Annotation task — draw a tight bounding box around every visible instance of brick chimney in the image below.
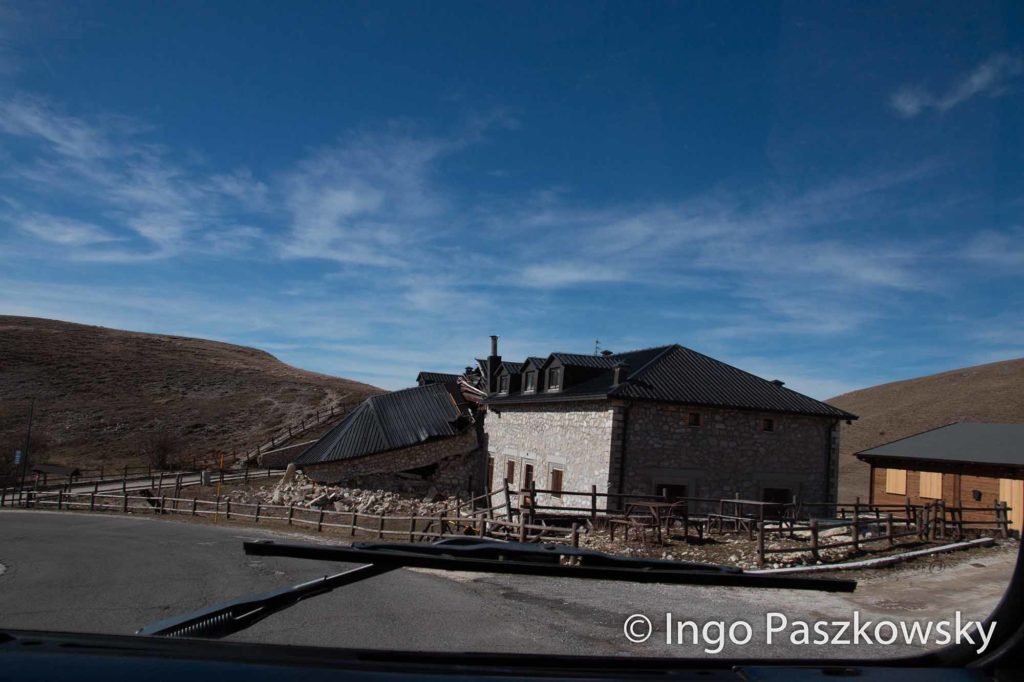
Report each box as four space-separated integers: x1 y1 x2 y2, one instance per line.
613 361 630 386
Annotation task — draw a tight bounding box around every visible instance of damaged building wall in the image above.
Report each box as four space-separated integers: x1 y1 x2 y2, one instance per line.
300 430 483 497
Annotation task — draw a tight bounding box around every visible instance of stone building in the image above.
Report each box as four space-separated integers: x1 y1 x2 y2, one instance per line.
294 381 486 497
293 336 855 507
480 338 856 511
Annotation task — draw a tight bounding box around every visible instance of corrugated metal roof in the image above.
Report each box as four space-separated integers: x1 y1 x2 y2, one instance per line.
611 345 855 418
416 371 462 385
522 356 546 370
295 382 470 465
856 423 1024 466
498 361 523 375
486 344 855 419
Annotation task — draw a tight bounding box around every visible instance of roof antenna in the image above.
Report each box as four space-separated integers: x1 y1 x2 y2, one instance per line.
594 339 601 355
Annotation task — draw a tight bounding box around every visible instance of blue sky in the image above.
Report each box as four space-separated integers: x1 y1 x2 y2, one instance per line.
0 1 1021 396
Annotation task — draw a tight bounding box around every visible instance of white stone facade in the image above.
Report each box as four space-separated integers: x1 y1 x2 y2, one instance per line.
483 402 615 510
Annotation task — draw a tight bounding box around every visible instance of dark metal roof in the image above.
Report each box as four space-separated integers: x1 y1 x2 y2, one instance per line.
856 423 1024 467
486 344 855 419
611 345 855 418
416 371 462 385
521 356 546 370
295 383 470 465
497 361 523 375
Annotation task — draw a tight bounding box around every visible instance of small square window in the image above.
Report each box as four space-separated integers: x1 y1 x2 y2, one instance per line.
687 412 702 427
498 375 510 394
762 418 775 432
547 367 562 390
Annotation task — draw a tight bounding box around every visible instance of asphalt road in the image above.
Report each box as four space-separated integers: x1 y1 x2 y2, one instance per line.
0 511 1016 659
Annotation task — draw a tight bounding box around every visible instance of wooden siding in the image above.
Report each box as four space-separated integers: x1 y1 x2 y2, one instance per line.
1000 479 1024 532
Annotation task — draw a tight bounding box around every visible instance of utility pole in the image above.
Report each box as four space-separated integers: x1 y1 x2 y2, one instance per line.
18 399 34 492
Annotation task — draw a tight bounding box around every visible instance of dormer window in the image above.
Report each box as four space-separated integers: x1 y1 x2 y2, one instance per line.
498 375 510 394
524 371 537 393
547 367 562 391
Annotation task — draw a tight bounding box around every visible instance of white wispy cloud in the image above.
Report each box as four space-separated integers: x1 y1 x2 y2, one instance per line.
14 212 119 246
0 93 273 261
965 226 1024 269
890 52 1023 118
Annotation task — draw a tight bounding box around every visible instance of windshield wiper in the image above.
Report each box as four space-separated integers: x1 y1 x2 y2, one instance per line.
138 538 855 640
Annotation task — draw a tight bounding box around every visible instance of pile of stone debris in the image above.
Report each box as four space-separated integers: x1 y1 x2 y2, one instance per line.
224 465 462 517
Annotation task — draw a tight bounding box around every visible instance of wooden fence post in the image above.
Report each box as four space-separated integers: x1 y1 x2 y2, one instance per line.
159 496 165 514
591 484 598 520
226 499 231 519
503 480 512 519
255 502 261 524
518 515 527 542
810 519 819 562
1000 501 1009 539
851 515 859 551
90 492 95 511
938 500 946 539
529 480 538 526
377 515 385 539
317 509 325 532
408 516 416 542
192 498 198 516
288 503 294 526
122 494 128 513
756 521 765 567
886 512 894 547
571 522 579 548
350 512 357 537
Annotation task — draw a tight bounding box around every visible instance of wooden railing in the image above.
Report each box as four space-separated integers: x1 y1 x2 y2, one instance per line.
0 487 581 546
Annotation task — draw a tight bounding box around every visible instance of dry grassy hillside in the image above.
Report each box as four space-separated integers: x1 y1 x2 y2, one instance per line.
0 316 382 471
829 358 1024 500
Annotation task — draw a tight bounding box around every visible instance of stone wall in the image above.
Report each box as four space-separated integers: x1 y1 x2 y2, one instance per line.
619 402 838 506
483 402 614 510
301 430 482 497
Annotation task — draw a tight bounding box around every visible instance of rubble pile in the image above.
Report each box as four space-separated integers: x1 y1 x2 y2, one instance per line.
223 467 461 517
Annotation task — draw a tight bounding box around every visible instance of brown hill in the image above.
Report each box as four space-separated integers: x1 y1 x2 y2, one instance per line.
829 357 1024 501
0 316 382 472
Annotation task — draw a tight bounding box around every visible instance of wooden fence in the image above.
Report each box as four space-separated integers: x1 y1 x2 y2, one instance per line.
0 484 582 546
754 500 1010 567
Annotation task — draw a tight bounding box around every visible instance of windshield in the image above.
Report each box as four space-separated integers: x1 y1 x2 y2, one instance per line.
0 0 1021 663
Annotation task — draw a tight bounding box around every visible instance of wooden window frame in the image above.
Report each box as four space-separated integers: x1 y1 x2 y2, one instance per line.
547 367 562 391
762 417 776 432
524 371 537 393
549 467 563 498
686 412 702 428
884 468 907 495
498 374 510 395
522 462 534 491
505 459 516 487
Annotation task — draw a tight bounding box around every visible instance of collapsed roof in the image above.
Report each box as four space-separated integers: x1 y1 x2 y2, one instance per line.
295 382 474 466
